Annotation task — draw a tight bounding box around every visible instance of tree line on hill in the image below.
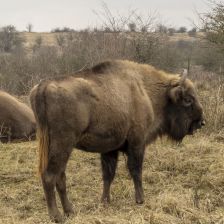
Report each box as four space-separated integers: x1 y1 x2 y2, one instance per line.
0 0 223 95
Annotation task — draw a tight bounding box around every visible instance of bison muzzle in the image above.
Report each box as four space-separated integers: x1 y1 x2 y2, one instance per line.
30 60 205 222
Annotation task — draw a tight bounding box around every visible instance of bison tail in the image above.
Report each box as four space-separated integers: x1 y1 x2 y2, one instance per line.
30 81 50 175
37 125 49 175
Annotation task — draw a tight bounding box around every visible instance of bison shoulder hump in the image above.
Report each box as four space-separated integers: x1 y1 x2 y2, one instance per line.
91 61 113 74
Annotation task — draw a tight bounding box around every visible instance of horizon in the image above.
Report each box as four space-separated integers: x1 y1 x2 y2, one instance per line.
0 0 209 32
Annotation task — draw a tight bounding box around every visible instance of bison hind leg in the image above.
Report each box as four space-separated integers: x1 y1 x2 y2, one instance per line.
53 143 74 217
56 171 74 217
42 140 73 222
41 171 63 223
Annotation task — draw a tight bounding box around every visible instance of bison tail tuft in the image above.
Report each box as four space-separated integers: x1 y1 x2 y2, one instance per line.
30 81 50 175
37 126 49 175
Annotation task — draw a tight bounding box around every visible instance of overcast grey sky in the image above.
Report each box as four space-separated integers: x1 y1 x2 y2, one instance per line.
0 0 209 32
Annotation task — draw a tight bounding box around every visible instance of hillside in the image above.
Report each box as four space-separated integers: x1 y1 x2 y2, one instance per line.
20 31 202 50
21 32 57 49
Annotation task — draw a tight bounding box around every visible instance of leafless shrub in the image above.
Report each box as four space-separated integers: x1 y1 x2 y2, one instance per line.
189 66 224 133
32 36 42 52
93 2 157 32
55 34 66 48
0 25 24 52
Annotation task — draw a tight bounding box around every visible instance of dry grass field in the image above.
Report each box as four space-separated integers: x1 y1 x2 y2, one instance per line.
1 133 224 224
0 31 223 224
21 32 57 49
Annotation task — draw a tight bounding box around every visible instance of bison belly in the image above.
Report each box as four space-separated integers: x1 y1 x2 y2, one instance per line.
76 128 127 153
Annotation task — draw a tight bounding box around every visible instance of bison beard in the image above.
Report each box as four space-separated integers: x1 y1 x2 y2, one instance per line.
164 104 193 141
30 60 204 223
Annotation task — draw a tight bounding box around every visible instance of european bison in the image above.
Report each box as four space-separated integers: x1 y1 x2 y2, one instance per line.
30 60 205 222
0 90 36 142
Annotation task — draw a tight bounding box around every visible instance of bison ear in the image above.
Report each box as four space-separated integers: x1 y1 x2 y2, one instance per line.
169 69 188 103
169 85 194 106
169 85 184 103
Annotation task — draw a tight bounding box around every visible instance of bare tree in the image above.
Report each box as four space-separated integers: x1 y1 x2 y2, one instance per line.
128 23 136 32
93 2 157 32
177 26 187 33
0 25 24 52
199 0 224 47
168 27 176 36
132 11 158 32
26 23 33 32
157 24 168 33
188 28 197 37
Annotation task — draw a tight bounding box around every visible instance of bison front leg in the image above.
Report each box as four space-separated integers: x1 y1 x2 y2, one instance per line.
101 150 118 203
127 145 145 204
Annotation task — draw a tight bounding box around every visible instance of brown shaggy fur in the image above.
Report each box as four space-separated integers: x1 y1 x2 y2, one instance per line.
0 91 36 142
30 60 204 222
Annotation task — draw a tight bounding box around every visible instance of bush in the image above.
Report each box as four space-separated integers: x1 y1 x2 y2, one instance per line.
0 25 24 52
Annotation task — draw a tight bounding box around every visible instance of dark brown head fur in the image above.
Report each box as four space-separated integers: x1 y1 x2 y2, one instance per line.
163 78 204 141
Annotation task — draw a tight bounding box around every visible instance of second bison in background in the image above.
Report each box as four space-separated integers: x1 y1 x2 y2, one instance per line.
30 60 205 222
0 91 36 143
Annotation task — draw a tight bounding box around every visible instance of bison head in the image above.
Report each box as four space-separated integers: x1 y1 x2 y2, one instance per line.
165 74 205 141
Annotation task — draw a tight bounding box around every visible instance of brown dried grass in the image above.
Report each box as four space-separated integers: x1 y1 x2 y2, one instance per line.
0 133 224 224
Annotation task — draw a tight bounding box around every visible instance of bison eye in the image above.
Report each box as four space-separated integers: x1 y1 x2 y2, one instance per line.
183 96 194 107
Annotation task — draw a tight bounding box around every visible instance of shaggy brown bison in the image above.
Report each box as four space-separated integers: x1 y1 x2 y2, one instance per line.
0 90 36 142
30 60 205 222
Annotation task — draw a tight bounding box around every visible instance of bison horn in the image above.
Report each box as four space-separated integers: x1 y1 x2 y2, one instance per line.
180 69 188 85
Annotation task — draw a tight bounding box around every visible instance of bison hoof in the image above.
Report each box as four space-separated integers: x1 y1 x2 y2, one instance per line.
101 196 110 205
49 211 63 223
136 199 144 204
64 207 75 217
